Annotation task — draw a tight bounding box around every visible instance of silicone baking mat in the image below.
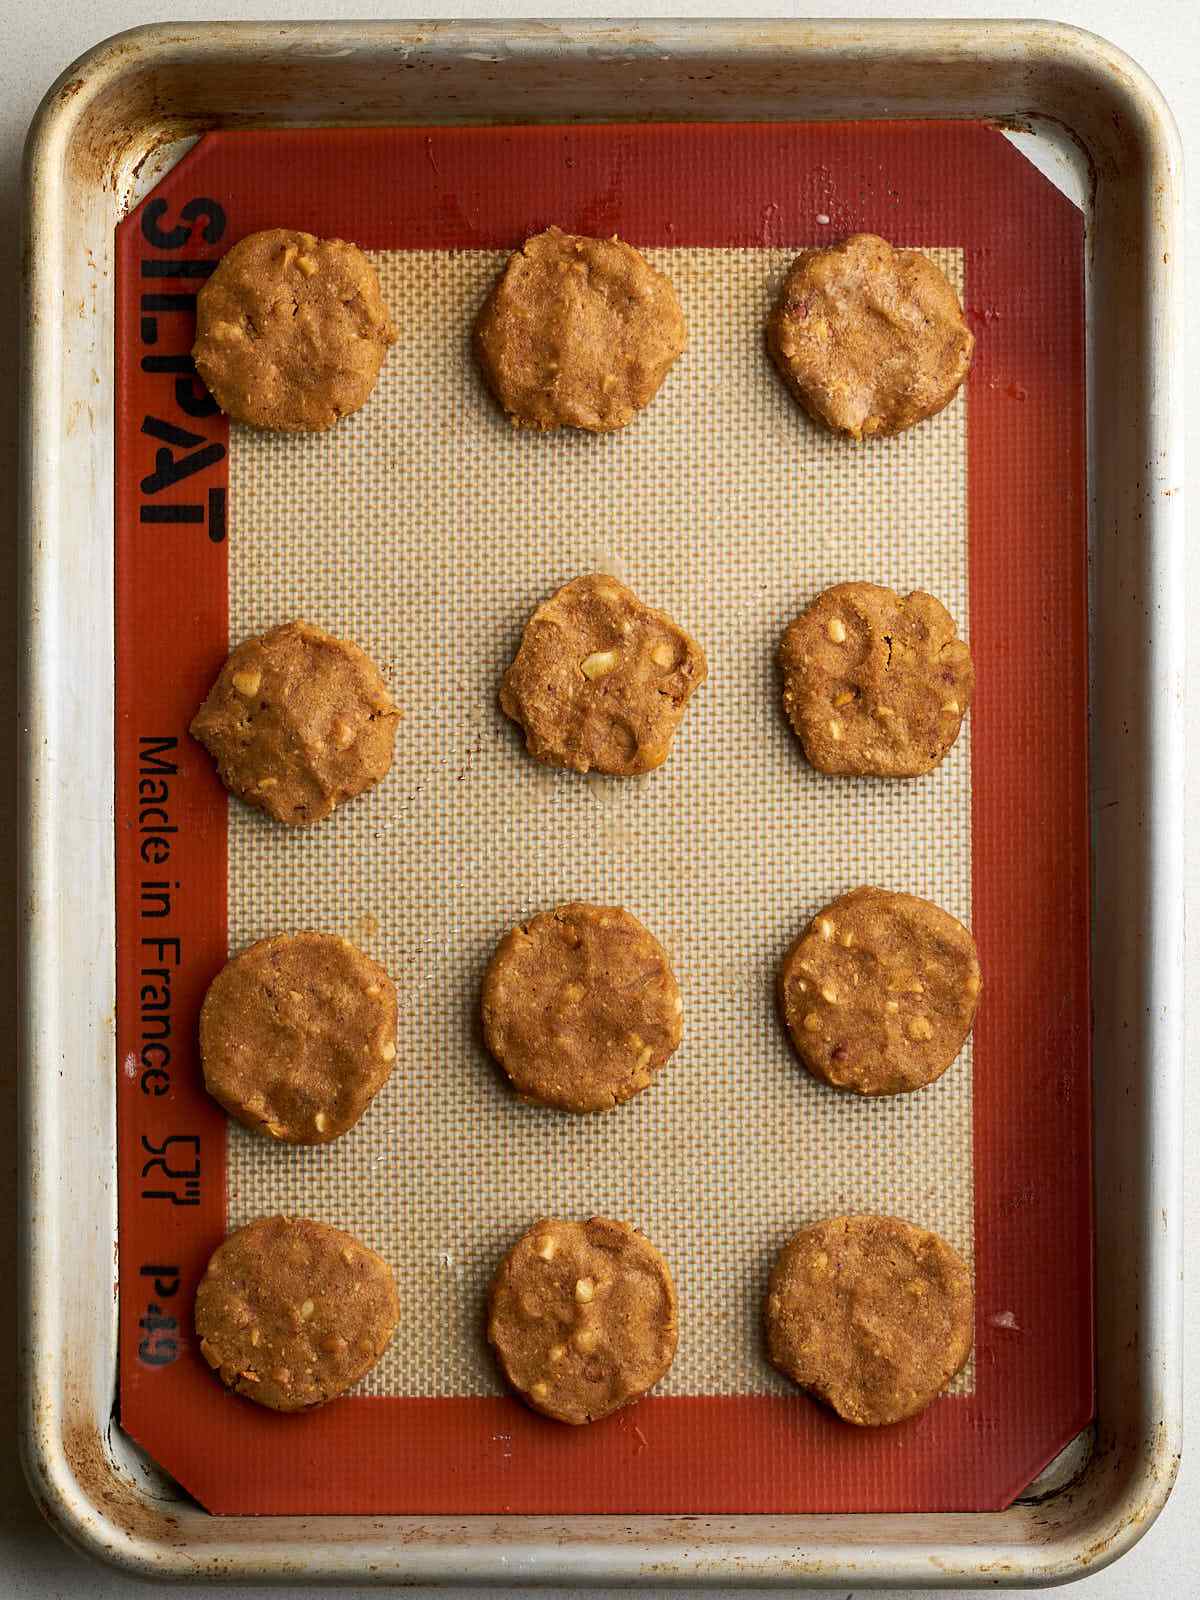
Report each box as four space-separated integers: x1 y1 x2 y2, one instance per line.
114 121 1091 1515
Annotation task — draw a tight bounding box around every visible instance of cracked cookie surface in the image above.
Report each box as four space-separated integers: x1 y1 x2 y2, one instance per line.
200 931 398 1143
778 887 980 1096
195 1215 399 1411
488 1216 678 1424
474 227 686 431
767 232 973 439
765 1214 973 1425
193 227 395 430
778 582 973 778
190 619 401 826
500 573 707 775
481 903 683 1113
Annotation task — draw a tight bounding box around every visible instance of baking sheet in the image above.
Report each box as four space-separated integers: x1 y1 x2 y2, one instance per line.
114 120 1091 1517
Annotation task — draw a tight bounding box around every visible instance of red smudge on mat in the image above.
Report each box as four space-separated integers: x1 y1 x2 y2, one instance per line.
115 121 1090 1515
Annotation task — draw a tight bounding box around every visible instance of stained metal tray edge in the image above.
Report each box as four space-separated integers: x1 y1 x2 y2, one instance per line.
19 18 1184 1587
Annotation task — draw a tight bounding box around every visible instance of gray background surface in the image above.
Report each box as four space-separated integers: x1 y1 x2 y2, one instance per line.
5 1 1195 1595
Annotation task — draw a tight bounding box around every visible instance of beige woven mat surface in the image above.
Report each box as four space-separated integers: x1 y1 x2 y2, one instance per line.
224 246 972 1398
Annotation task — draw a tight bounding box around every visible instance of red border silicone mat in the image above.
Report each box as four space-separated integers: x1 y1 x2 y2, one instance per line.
114 121 1091 1516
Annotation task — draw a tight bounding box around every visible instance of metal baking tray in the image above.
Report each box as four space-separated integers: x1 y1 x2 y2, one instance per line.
19 18 1183 1587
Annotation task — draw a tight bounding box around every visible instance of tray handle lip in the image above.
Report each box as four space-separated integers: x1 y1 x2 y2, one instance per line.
16 1424 157 1581
19 14 1183 1587
21 16 1186 179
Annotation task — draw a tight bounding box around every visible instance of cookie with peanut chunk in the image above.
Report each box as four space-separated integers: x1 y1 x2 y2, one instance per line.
200 931 397 1144
765 1214 973 1425
777 887 980 1096
474 227 686 431
195 1215 399 1411
488 1216 678 1424
193 228 395 431
778 582 973 778
190 620 401 826
500 574 707 776
767 233 973 439
481 903 683 1113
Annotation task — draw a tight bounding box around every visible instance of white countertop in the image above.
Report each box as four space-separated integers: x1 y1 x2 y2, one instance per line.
1 0 1194 1594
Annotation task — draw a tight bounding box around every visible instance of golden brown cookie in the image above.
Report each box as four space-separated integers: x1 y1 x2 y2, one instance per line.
778 888 980 1096
190 620 401 826
767 233 974 440
200 932 397 1144
778 582 974 778
192 228 395 431
500 574 707 776
765 1214 973 1425
481 903 683 1113
195 1215 399 1412
474 227 686 431
487 1217 678 1424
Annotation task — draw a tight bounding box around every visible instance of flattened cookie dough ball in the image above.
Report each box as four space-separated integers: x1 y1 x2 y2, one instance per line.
190 619 401 826
200 932 398 1143
765 1214 973 1425
767 233 974 439
474 227 686 431
501 574 707 775
195 1216 399 1411
193 228 395 430
488 1217 678 1424
778 582 974 778
481 903 683 1113
778 888 981 1096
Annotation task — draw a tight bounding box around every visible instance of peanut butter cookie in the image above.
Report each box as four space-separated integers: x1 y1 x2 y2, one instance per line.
200 932 397 1144
474 227 686 431
767 233 973 439
190 620 401 826
778 888 980 1096
193 228 395 430
195 1215 399 1412
778 582 974 778
481 903 683 1113
765 1214 973 1425
488 1217 678 1424
500 574 707 776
